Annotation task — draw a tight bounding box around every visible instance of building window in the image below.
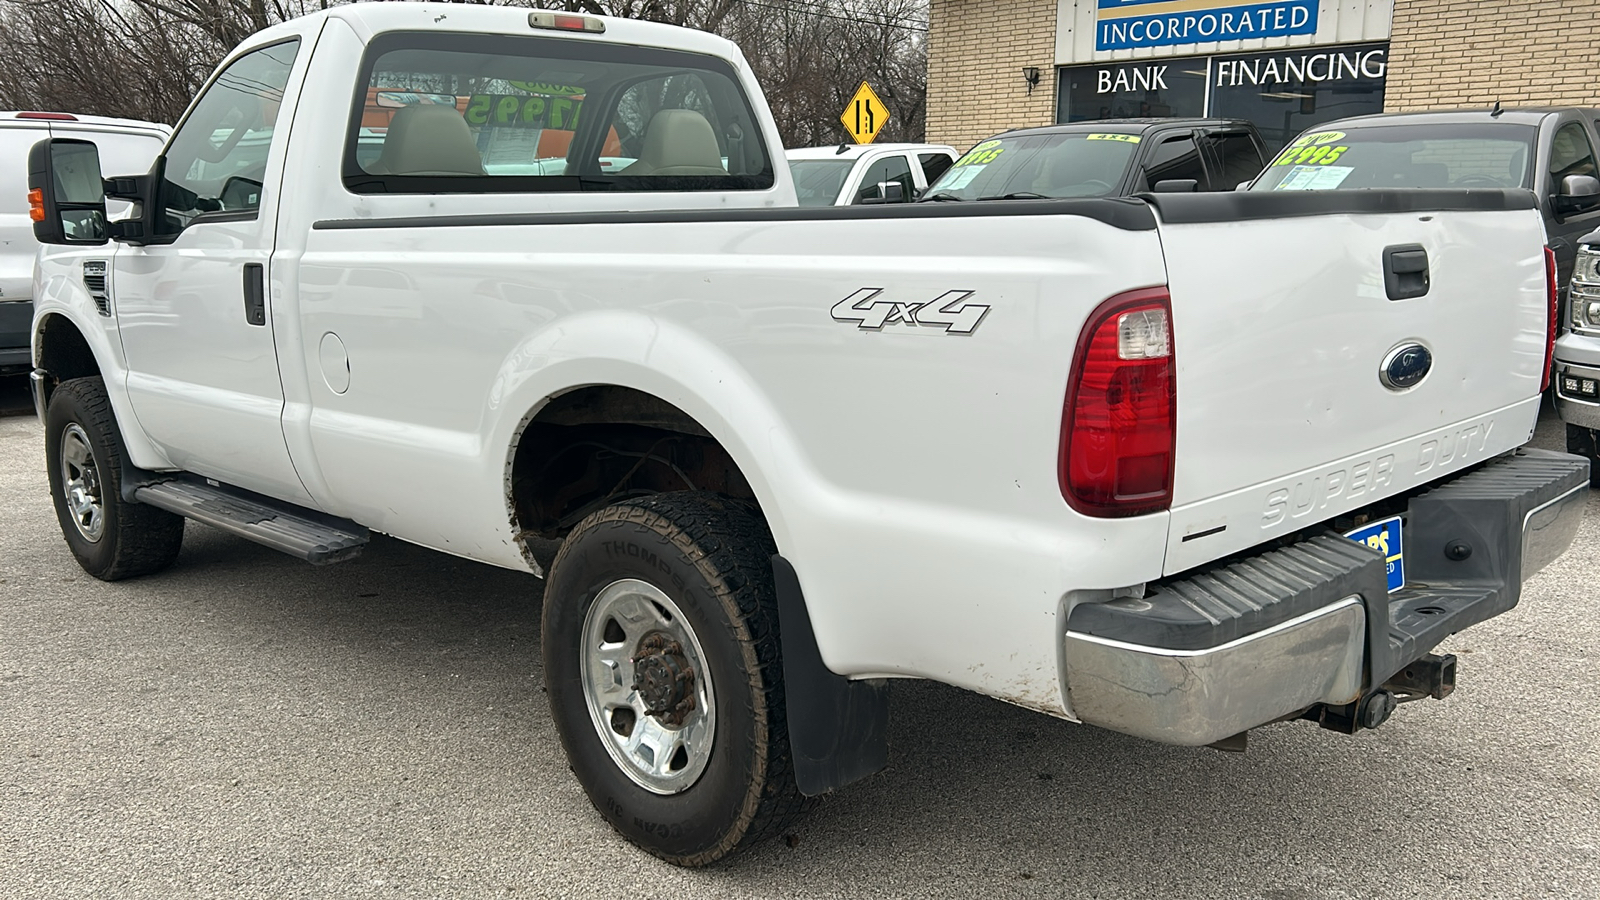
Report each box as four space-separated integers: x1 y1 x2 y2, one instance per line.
1210 44 1388 151
1056 43 1388 153
1057 61 1206 123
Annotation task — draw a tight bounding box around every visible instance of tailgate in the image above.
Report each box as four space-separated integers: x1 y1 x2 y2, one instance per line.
1148 190 1550 575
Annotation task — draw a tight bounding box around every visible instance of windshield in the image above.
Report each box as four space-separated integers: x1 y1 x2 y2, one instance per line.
1251 123 1537 191
924 132 1139 200
789 159 853 207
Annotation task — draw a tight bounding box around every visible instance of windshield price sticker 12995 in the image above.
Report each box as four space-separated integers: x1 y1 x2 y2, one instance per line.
1272 130 1347 166
954 140 1003 167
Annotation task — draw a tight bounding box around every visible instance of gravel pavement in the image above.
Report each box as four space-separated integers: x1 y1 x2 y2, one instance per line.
2 374 1597 899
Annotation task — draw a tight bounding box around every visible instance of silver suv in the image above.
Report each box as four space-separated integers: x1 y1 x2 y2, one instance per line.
2 112 168 373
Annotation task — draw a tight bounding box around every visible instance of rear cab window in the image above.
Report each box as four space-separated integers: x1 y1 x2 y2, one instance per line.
1252 123 1536 191
924 131 1140 201
344 32 773 194
918 152 954 185
1209 130 1266 189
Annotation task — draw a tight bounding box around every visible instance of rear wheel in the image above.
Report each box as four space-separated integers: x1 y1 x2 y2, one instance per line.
45 377 184 580
543 491 808 866
1567 423 1600 487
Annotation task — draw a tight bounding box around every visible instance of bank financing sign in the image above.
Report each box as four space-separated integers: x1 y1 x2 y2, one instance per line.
1096 0 1318 51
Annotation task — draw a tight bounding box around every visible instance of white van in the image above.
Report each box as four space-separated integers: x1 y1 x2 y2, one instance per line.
1 112 168 372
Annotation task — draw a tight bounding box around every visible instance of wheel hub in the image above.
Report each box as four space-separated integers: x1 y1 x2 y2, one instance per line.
579 579 717 794
631 632 697 726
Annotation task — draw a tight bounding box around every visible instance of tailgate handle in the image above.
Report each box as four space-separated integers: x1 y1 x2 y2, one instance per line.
243 263 266 326
1383 244 1430 300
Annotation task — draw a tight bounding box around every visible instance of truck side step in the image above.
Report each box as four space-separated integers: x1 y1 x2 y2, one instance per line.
129 475 369 565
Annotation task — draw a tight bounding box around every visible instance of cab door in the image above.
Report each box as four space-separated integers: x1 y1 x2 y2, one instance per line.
114 38 314 503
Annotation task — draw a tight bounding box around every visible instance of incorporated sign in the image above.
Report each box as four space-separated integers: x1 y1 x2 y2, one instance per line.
1096 0 1319 51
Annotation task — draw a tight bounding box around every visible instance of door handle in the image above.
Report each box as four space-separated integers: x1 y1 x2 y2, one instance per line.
1382 244 1429 301
243 263 266 326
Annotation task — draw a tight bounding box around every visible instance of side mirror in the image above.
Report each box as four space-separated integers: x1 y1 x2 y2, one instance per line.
1557 174 1600 213
861 181 906 204
1153 178 1199 193
27 138 109 245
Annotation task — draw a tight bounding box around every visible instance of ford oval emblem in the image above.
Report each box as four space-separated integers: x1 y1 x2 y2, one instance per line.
1380 342 1433 391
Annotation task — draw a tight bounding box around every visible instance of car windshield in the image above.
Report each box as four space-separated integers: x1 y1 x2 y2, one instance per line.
1251 123 1537 191
922 132 1139 200
789 159 853 207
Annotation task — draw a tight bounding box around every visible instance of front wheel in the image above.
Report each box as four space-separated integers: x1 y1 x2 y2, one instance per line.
543 492 808 866
44 377 184 580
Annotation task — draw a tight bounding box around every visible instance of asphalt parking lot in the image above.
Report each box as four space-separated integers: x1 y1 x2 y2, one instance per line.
2 373 1597 899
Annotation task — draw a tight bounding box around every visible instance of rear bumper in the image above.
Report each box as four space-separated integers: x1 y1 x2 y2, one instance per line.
1064 449 1589 746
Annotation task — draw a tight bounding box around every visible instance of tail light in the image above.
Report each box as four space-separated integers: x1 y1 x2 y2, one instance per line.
1543 246 1557 392
16 111 77 120
1060 287 1176 517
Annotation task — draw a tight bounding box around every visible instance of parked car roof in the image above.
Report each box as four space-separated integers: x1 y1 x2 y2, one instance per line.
0 111 170 135
1317 108 1600 129
786 143 956 161
995 118 1257 140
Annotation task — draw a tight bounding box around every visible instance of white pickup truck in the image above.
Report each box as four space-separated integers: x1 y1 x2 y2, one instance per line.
23 3 1590 866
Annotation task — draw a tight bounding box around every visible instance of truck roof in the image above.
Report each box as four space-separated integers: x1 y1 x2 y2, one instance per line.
1321 108 1600 129
260 2 743 62
995 118 1256 140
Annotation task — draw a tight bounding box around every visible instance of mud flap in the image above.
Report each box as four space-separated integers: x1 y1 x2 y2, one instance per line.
772 554 890 797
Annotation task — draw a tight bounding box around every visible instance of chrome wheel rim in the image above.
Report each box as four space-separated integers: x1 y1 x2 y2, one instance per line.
59 423 105 543
580 578 716 794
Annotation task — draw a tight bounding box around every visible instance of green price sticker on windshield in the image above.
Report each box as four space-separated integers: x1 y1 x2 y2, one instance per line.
1086 133 1141 143
1273 143 1349 167
955 140 1004 167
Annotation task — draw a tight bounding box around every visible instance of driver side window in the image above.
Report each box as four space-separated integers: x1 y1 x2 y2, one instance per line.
156 40 299 237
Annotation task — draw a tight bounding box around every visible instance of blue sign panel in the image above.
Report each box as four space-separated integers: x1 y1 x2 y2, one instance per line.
1096 0 1319 51
1345 516 1405 594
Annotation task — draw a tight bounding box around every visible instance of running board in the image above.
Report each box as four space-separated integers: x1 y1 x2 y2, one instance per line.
128 475 369 565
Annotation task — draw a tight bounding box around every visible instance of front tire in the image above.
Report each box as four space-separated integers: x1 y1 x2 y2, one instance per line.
44 377 184 580
543 492 808 866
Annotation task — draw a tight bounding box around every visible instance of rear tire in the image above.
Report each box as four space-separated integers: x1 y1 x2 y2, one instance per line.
543 491 808 866
1567 423 1600 487
45 377 184 580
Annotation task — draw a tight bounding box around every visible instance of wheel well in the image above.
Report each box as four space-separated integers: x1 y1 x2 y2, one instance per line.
509 386 758 568
35 315 101 403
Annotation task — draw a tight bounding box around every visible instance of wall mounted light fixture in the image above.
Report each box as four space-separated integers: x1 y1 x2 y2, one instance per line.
1022 66 1041 94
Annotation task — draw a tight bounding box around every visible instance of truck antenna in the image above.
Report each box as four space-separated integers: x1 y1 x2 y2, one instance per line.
1491 100 1503 117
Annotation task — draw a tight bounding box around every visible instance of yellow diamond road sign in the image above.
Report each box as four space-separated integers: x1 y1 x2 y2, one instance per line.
841 81 890 145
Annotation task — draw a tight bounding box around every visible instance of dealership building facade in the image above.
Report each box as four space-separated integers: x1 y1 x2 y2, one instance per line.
927 0 1600 151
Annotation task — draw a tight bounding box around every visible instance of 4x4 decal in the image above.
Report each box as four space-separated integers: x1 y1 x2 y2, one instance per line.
829 288 991 335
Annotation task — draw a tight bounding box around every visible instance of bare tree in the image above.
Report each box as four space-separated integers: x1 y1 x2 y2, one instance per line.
0 0 927 145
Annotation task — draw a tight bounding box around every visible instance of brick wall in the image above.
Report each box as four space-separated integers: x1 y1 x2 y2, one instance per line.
926 0 1060 150
1386 0 1600 110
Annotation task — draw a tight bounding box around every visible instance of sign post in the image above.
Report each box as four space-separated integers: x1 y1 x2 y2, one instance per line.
840 81 890 145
